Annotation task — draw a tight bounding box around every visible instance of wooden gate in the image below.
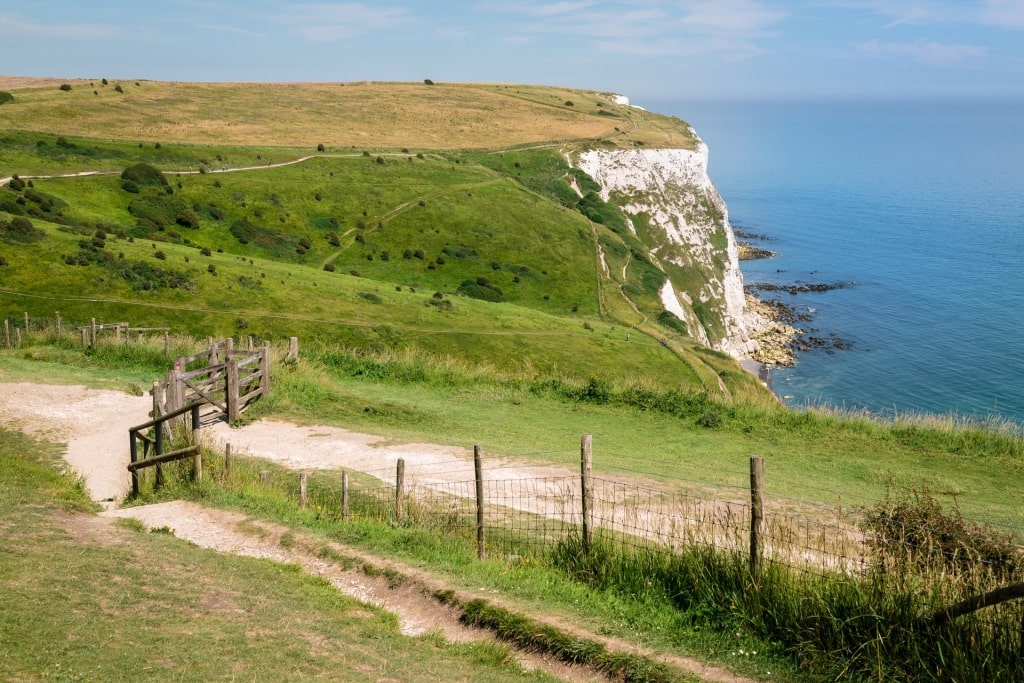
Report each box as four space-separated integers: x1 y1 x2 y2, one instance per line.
153 338 270 424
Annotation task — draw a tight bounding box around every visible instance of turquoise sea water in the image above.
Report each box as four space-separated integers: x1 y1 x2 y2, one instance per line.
651 99 1024 425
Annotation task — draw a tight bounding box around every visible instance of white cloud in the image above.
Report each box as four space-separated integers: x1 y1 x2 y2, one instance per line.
0 14 116 40
857 38 988 64
481 1 785 60
532 1 598 17
979 0 1024 29
821 0 1024 30
277 3 414 43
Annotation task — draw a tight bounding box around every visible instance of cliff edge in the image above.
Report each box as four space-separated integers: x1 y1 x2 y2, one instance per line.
573 136 765 360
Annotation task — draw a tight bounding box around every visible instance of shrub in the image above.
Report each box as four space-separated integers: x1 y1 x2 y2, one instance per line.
317 143 325 152
200 247 212 256
8 175 25 191
59 83 72 91
121 163 169 191
0 91 14 105
0 256 7 266
114 84 124 93
101 78 108 85
207 264 217 274
175 209 200 229
564 100 574 106
323 263 336 272
359 292 383 304
153 250 166 260
424 79 435 85
458 278 504 302
0 216 46 244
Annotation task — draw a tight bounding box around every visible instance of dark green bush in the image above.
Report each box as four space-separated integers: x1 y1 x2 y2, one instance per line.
59 83 72 91
121 163 169 191
0 256 8 266
323 263 336 272
458 278 504 302
8 175 25 191
0 216 46 244
0 91 14 105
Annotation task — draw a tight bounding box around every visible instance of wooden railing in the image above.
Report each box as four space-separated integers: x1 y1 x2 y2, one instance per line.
128 403 202 496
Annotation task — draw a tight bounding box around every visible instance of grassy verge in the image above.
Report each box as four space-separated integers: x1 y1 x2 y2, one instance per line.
0 428 563 683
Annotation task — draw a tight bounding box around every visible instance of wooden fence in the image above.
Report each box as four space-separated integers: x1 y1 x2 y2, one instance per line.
128 403 202 496
154 338 270 424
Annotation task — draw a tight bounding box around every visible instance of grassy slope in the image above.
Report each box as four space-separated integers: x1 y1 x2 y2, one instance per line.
0 429 557 682
0 79 763 399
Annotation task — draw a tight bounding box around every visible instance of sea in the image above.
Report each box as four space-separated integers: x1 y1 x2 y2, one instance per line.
647 98 1024 426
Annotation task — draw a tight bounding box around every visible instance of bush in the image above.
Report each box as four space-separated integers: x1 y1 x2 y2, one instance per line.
0 216 46 244
200 247 212 256
121 163 169 191
207 264 217 275
317 143 325 152
59 83 72 92
424 79 435 85
153 250 166 260
8 175 25 191
323 263 336 272
458 278 504 302
114 84 124 93
0 91 14 105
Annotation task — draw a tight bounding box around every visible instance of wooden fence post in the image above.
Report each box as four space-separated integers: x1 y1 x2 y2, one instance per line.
226 357 240 422
749 455 765 578
260 470 269 486
475 445 485 560
129 430 139 496
14 328 20 347
164 331 169 358
395 458 405 523
581 434 593 553
224 443 232 480
300 472 308 509
286 336 299 362
191 404 202 483
4 319 10 348
259 342 271 397
80 327 88 349
91 318 97 346
55 311 61 337
23 311 29 332
342 471 350 521
154 409 165 489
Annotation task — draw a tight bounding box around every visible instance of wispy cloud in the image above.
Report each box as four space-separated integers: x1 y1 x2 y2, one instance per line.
479 0 785 60
0 14 116 39
822 0 1024 30
857 38 988 64
277 3 415 44
979 0 1024 29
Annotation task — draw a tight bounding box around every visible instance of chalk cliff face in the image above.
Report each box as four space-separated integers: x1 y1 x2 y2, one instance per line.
574 141 761 359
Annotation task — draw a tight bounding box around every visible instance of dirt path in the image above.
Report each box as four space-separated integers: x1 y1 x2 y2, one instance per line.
0 380 758 683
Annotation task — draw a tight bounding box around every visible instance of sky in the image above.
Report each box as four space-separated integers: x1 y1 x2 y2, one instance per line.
3 1 1024 102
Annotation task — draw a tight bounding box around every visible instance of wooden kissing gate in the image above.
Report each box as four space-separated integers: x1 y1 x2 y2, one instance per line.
127 338 272 495
156 338 270 424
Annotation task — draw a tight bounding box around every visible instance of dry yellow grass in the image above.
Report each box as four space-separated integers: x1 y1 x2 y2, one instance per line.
0 77 696 150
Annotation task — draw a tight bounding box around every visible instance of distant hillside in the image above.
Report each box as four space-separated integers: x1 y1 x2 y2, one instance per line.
0 78 768 402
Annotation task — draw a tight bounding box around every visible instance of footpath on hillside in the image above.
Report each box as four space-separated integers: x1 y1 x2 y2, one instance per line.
0 379 758 683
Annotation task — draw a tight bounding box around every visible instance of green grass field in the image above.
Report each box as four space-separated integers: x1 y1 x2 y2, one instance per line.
2 77 1022 682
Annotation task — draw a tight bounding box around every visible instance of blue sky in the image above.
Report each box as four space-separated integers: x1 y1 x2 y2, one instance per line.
3 1 1024 101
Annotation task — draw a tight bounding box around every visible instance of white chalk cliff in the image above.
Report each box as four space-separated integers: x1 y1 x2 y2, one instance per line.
573 138 762 359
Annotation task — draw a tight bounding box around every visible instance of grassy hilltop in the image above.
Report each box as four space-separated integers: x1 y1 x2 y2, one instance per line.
2 77 1024 683
0 77 760 399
